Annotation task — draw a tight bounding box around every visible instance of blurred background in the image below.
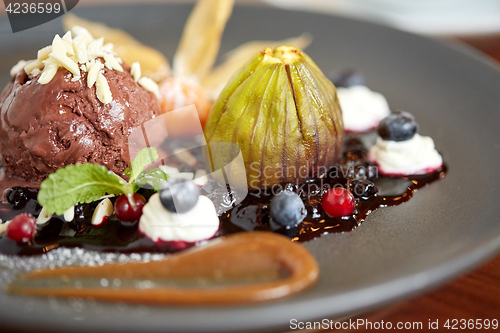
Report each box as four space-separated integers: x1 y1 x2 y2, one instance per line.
261 0 500 59
264 0 500 36
20 0 496 60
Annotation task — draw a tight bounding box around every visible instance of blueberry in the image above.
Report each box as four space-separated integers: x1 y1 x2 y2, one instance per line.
7 187 38 210
270 191 307 229
329 69 365 88
159 179 200 213
347 179 378 199
377 111 419 142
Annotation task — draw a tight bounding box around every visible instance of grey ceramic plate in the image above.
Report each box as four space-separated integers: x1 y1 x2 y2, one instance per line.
1 3 500 332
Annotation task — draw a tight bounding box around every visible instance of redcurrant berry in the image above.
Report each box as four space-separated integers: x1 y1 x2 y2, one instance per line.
7 213 36 242
114 193 146 222
321 187 355 217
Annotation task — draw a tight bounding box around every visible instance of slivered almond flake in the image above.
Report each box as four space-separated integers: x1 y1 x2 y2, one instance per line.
62 31 72 43
169 172 195 180
73 40 89 64
103 53 123 72
64 206 75 222
91 198 113 225
10 60 28 77
96 71 112 104
131 62 141 82
63 40 75 56
138 77 160 98
87 37 104 57
87 61 102 88
30 68 41 76
24 59 43 75
37 207 53 225
103 43 114 53
73 40 88 63
49 52 80 76
37 46 52 61
38 65 58 84
0 220 10 235
193 169 208 186
159 165 180 174
51 35 67 54
17 26 124 104
71 26 94 45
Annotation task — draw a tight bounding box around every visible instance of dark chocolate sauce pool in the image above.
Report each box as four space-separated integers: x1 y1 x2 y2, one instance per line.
0 135 446 255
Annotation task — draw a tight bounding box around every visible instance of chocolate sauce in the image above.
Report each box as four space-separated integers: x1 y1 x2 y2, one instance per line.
213 147 446 242
0 135 446 255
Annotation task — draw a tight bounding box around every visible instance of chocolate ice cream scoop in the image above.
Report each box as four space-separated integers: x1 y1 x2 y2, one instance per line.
0 62 161 183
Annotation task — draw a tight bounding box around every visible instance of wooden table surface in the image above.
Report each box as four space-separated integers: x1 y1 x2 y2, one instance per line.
323 37 500 332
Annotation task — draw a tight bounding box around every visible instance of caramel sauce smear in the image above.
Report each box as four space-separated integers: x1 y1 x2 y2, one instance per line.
6 232 319 305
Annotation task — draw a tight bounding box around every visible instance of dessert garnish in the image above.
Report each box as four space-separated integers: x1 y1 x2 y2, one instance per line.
330 69 391 132
377 110 418 141
139 188 219 245
91 197 114 226
368 111 443 175
321 187 355 218
6 232 319 305
18 26 159 103
159 178 200 213
269 191 307 230
204 45 344 190
37 147 163 215
114 193 147 223
5 214 36 243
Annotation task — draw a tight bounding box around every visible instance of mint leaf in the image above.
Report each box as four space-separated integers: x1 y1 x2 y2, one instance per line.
37 147 160 215
124 168 132 178
135 168 169 191
129 147 159 183
38 163 129 215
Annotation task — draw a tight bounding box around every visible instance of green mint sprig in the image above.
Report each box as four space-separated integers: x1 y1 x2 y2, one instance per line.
135 168 169 191
38 147 168 215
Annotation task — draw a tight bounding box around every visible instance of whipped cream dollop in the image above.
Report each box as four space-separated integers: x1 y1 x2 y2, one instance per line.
337 85 391 132
368 134 443 175
139 193 219 243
